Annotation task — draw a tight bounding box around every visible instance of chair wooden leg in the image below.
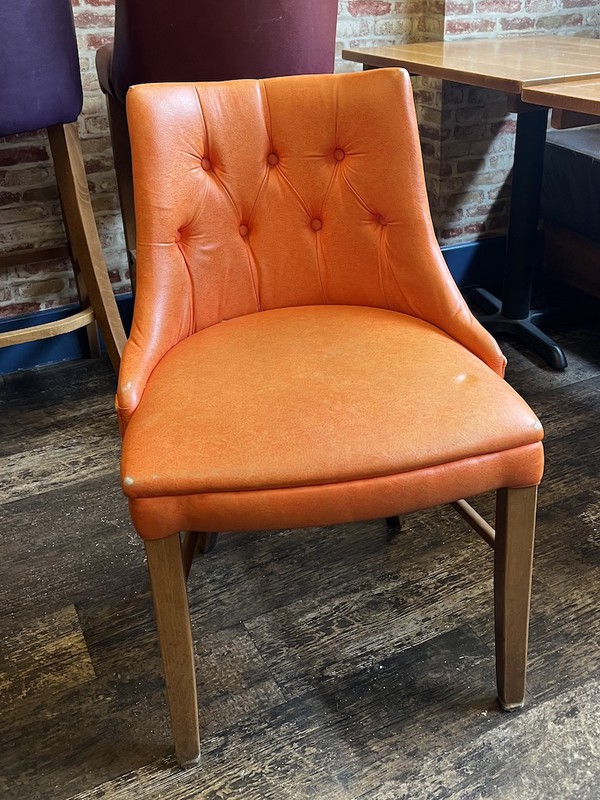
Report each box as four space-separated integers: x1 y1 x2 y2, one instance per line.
181 532 219 580
385 516 402 529
181 532 200 580
145 534 200 767
494 485 538 710
198 532 219 554
106 95 137 291
47 122 126 374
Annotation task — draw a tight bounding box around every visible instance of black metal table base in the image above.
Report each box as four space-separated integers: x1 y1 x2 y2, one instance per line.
471 288 568 370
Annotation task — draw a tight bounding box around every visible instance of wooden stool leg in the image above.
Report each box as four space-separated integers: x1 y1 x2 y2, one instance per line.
494 485 538 710
106 95 137 291
145 535 200 767
47 122 126 374
68 245 101 358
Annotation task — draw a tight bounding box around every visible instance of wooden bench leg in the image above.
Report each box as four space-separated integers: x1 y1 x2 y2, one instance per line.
494 485 538 710
145 534 200 767
47 122 126 374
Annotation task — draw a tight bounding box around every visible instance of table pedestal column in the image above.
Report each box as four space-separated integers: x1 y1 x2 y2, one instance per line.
471 107 568 370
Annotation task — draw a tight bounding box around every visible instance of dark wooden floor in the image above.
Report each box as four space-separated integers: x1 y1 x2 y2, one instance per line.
1 304 599 799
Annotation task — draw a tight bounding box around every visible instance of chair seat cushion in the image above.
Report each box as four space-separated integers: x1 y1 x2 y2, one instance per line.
121 305 543 538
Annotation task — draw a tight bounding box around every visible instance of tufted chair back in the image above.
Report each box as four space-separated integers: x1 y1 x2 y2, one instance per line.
121 69 503 420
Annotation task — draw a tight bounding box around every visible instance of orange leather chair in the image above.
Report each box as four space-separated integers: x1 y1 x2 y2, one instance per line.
118 68 544 767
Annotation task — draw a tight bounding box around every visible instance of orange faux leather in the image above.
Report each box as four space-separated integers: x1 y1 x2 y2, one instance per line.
118 69 543 541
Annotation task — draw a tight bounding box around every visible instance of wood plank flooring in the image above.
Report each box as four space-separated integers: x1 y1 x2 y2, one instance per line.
1 305 599 799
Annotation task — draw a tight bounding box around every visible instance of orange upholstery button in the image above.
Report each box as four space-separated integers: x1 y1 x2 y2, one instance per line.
379 216 387 226
311 219 322 231
334 148 345 161
239 224 249 237
174 230 182 242
201 157 211 171
267 153 279 166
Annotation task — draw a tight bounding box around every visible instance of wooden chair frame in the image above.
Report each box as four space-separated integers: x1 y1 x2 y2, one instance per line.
0 122 127 373
145 485 538 767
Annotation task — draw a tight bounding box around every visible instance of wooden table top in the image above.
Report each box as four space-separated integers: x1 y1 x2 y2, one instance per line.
342 36 600 95
521 77 600 117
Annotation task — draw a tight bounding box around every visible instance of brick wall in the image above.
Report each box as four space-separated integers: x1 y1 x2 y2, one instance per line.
1 1 598 320
439 5 600 243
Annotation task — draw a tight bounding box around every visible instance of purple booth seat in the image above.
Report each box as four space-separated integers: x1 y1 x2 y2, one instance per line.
96 0 339 286
0 0 126 371
0 0 82 137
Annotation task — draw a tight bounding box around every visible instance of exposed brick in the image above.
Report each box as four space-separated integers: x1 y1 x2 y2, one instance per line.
500 15 536 28
445 18 496 33
470 169 513 185
348 1 392 16
483 100 509 119
21 185 60 203
413 90 436 105
446 0 475 11
337 19 372 37
86 33 113 50
444 176 467 192
80 156 114 174
72 9 114 27
525 0 558 9
487 186 512 202
490 119 518 135
0 303 41 319
535 11 583 25
455 106 488 124
439 224 470 239
0 205 49 225
457 158 485 174
393 0 427 12
0 190 20 206
465 202 503 216
15 259 72 278
489 154 515 169
417 16 444 32
0 145 51 169
16 278 68 300
444 141 471 158
0 168 52 189
90 193 120 213
374 18 413 33
450 190 486 205
477 0 523 10
452 123 489 141
420 142 438 158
